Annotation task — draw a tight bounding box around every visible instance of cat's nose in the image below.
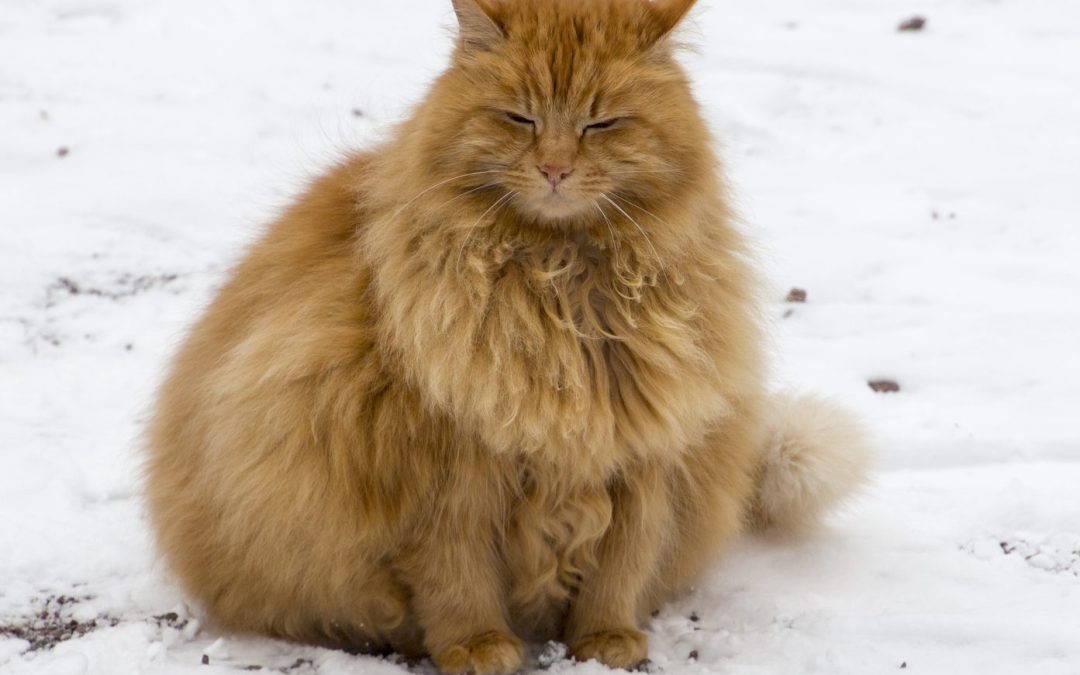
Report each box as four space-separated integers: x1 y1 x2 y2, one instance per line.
538 164 573 188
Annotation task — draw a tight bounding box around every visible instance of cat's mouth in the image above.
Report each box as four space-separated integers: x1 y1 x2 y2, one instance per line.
525 189 592 222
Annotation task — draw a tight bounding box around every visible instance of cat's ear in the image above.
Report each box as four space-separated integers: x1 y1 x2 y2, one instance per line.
452 0 504 51
642 0 697 43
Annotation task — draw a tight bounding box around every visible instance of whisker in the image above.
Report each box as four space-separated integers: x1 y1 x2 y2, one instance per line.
455 191 515 276
594 199 644 299
592 199 619 255
608 193 677 232
600 193 662 269
606 168 680 176
386 170 501 223
431 182 501 212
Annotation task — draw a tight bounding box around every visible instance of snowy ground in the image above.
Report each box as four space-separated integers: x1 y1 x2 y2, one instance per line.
2 0 1079 673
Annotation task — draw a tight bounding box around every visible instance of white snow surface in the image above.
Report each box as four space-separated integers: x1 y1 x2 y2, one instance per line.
2 1 1078 673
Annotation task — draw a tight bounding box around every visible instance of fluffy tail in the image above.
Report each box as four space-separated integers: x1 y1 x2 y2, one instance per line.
748 393 874 532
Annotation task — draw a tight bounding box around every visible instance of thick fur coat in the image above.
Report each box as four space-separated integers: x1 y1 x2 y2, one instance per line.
145 1 871 672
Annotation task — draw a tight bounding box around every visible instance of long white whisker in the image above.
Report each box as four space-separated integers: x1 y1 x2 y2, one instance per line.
386 170 501 223
592 199 619 255
432 182 500 212
600 193 662 268
606 168 680 176
608 192 677 232
455 191 515 276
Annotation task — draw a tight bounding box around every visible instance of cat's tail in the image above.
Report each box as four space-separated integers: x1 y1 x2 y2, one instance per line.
748 393 873 532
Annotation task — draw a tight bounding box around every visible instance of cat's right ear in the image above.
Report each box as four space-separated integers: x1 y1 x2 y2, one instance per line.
452 0 504 51
642 0 697 45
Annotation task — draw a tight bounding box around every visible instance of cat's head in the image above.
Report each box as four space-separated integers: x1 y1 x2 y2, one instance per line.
413 0 710 227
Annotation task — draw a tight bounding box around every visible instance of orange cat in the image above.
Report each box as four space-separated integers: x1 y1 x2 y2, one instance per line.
145 1 871 672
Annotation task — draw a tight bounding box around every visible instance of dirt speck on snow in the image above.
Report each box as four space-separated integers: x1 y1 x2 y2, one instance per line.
0 595 117 652
869 380 901 393
785 288 807 303
47 272 180 306
898 16 927 31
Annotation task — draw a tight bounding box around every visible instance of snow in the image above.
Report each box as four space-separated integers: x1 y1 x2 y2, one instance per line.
2 0 1078 673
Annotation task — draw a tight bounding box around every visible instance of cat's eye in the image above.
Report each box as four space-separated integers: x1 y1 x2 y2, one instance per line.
504 112 536 127
584 118 622 133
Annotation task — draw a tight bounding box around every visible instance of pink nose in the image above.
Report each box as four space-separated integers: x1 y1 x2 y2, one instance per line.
538 164 573 187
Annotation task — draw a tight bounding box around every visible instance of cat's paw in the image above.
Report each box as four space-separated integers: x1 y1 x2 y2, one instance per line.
434 631 525 675
571 628 648 670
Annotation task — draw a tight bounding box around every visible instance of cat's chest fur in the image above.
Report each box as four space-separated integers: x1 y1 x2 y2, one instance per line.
373 227 733 475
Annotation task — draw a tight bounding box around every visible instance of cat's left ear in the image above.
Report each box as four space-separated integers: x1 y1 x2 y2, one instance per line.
642 0 697 43
452 0 505 51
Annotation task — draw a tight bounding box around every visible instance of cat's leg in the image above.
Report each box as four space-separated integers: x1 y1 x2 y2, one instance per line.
658 419 759 598
565 463 673 669
397 531 523 674
394 468 524 675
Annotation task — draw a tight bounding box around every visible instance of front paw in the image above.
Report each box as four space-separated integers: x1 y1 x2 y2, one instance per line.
434 630 525 675
571 628 648 670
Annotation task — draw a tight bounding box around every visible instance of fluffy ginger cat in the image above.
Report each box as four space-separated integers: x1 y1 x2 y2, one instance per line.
145 0 871 672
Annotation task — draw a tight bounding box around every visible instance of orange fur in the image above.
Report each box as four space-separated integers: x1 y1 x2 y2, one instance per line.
145 1 868 672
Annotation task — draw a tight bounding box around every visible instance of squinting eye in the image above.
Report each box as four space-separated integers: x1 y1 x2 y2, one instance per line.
505 112 536 127
585 118 621 133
